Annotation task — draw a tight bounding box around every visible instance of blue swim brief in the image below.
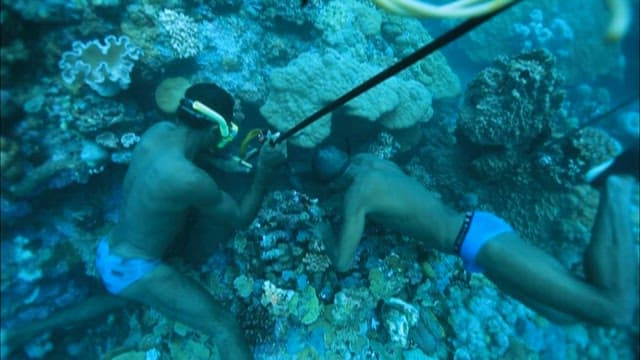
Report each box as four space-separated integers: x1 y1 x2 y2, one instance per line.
96 238 160 294
454 211 514 273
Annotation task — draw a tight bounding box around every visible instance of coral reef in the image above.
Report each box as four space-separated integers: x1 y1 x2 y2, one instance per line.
3 81 146 199
1 0 637 359
458 49 565 148
566 127 621 177
416 49 621 254
243 0 319 26
512 8 574 58
2 0 86 23
0 136 24 182
381 14 461 99
461 0 625 84
260 50 433 148
382 298 420 347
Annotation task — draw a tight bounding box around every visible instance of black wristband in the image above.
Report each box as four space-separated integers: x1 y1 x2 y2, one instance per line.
453 211 474 254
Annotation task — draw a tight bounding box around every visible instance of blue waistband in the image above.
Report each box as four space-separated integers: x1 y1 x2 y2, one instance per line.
95 238 160 294
459 211 514 273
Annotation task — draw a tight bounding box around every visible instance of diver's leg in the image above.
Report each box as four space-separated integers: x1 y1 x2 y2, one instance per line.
477 177 638 327
584 175 638 321
182 222 231 265
476 233 619 326
2 294 128 357
119 264 252 360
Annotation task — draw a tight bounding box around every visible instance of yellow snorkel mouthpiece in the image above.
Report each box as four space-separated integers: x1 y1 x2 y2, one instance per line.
218 121 238 149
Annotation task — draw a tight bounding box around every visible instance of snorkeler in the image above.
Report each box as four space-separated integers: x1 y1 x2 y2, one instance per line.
312 146 639 328
2 83 287 358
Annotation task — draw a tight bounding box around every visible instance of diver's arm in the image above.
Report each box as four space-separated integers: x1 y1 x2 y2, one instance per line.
233 163 273 228
189 142 286 229
186 169 259 230
333 185 369 272
234 141 287 228
185 169 242 228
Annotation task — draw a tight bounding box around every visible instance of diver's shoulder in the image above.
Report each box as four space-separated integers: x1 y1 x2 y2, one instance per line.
137 121 179 148
352 153 401 172
145 121 177 135
351 153 380 164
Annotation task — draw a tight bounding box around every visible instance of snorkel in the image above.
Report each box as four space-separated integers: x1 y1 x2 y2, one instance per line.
179 97 238 149
161 81 279 172
178 95 256 172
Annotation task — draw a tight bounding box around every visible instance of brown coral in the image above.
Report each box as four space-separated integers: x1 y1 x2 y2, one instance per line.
567 127 620 174
459 49 565 148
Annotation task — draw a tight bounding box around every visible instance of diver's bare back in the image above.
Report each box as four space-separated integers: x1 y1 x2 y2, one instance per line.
110 122 201 259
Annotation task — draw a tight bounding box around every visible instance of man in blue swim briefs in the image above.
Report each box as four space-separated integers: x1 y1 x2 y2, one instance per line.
312 146 638 328
1 83 287 358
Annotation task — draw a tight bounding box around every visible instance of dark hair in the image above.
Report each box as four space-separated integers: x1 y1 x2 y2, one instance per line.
311 145 350 183
176 83 235 129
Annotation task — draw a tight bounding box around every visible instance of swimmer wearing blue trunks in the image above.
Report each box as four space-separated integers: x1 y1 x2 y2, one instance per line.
314 146 638 328
96 238 161 294
1 83 287 359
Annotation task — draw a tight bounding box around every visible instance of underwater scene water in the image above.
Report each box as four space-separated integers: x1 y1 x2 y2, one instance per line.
1 0 639 359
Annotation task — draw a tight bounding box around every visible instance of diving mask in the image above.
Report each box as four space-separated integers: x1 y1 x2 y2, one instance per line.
179 98 239 148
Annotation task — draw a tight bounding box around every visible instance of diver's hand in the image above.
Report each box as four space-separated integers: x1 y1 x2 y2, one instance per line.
257 138 287 171
210 156 252 174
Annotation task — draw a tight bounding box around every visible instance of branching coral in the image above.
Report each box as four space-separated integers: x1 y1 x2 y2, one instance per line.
157 9 203 59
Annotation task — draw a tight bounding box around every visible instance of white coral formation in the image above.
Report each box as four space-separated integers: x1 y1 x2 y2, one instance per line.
59 35 142 97
260 50 433 148
261 280 295 316
157 9 203 59
383 297 419 348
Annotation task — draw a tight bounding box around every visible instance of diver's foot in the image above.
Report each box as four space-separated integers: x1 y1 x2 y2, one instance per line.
1 327 33 359
604 175 634 202
618 300 639 332
1 329 12 359
629 307 639 334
